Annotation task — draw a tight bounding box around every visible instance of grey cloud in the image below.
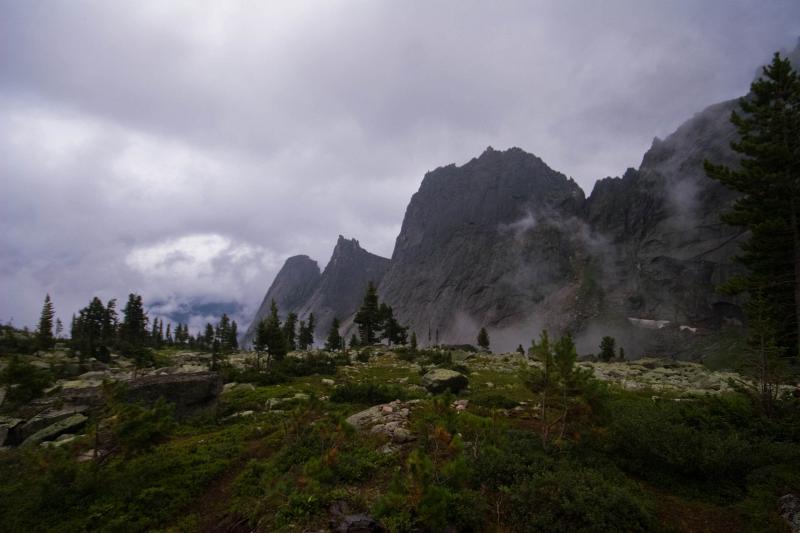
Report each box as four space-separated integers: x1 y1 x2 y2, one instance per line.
1 0 799 329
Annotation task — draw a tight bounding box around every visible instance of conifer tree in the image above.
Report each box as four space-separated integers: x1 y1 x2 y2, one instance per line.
263 300 287 362
705 52 800 356
36 294 55 350
120 294 148 350
349 333 360 349
325 318 343 351
354 282 380 345
599 336 616 362
229 321 239 351
477 327 490 350
410 331 418 352
282 312 298 351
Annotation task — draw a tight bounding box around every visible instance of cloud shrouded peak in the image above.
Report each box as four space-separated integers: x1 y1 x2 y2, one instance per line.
1 0 799 329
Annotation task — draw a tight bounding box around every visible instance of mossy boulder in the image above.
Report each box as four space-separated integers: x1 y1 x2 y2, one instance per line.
422 368 468 394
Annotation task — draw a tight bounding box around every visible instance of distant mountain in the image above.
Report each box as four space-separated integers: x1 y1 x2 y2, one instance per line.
242 255 321 347
246 42 800 356
242 237 389 347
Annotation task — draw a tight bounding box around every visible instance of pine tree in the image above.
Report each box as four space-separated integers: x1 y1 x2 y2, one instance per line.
229 321 239 351
298 314 315 350
349 333 360 349
517 344 525 356
599 336 616 362
704 52 800 357
55 318 63 340
354 282 380 345
282 312 298 351
204 323 215 351
253 319 269 369
165 323 173 346
477 327 490 350
120 294 148 352
410 331 418 352
36 294 55 350
325 318 343 351
263 300 287 362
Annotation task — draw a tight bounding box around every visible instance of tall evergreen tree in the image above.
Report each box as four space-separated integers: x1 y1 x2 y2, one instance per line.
477 327 490 350
120 294 148 350
263 300 287 362
282 312 298 351
298 313 315 350
354 282 381 345
36 294 55 350
229 321 239 351
325 318 343 351
705 52 800 356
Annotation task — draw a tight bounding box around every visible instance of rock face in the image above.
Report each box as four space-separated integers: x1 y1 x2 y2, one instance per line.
245 236 390 347
242 255 321 347
380 147 586 344
585 99 745 332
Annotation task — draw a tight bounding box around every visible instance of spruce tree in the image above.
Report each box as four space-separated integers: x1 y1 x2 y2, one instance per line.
349 333 360 349
36 294 55 350
282 312 298 351
325 318 343 351
705 52 800 357
229 321 239 351
354 282 380 345
599 336 616 362
120 294 148 351
263 300 287 362
477 327 490 350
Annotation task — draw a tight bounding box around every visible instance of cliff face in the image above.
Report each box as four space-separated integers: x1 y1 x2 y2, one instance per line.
242 255 320 347
243 237 389 347
584 99 745 331
378 147 587 344
296 236 390 339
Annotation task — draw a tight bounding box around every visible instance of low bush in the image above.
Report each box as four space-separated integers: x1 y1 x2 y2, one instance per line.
329 382 408 405
0 356 53 403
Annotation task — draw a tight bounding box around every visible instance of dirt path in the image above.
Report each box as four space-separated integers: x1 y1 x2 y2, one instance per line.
191 438 275 533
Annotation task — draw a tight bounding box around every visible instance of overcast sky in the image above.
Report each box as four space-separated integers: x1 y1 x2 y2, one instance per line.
1 0 798 332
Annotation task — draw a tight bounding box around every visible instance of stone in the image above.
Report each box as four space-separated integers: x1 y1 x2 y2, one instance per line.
322 378 336 386
421 368 469 394
18 406 89 442
780 494 800 533
0 386 5 407
333 514 383 533
22 414 88 447
0 417 23 446
122 372 222 418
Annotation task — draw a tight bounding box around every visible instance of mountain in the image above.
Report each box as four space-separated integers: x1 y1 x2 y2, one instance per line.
248 44 800 356
242 255 321 347
295 236 390 340
378 147 587 346
242 237 389 347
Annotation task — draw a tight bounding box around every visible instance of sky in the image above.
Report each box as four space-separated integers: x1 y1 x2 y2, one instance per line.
1 0 798 333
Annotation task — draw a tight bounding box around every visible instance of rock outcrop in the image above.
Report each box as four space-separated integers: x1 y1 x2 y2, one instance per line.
379 147 586 344
421 368 469 394
245 236 389 347
242 255 321 347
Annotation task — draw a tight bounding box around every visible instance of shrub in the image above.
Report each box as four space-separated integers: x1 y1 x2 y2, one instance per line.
0 356 53 402
329 382 408 405
112 398 176 454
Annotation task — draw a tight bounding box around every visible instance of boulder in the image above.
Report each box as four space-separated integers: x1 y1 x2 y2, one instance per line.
421 368 469 394
122 372 223 418
17 406 89 443
780 494 800 533
0 417 23 446
22 414 88 447
346 400 415 445
333 514 383 533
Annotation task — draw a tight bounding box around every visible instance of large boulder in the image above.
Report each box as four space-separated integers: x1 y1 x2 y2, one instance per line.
16 405 89 444
0 417 23 446
21 413 88 447
422 368 469 394
345 400 416 445
122 372 223 418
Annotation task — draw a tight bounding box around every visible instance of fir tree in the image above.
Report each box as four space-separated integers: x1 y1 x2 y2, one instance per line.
349 333 360 349
36 294 55 350
410 331 418 352
229 321 239 351
282 312 298 351
599 336 616 362
120 294 148 352
704 52 800 356
477 327 490 350
354 282 380 345
263 300 287 362
325 318 343 351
